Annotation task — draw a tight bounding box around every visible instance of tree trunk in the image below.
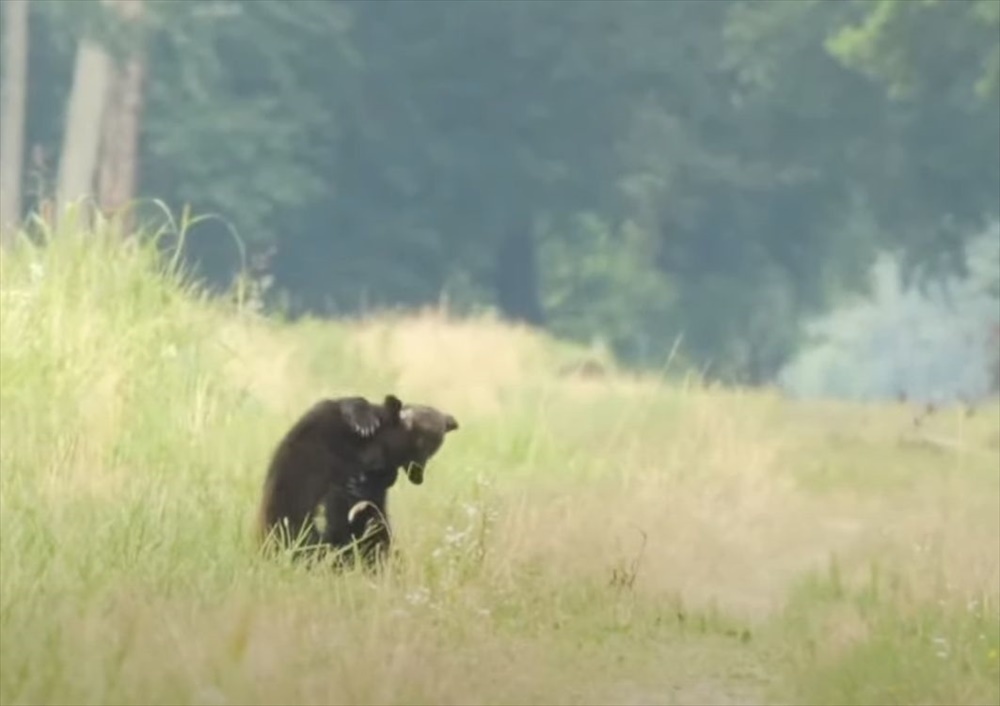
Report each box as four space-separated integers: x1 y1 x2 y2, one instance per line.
0 0 29 244
55 33 114 225
494 218 545 326
97 0 146 237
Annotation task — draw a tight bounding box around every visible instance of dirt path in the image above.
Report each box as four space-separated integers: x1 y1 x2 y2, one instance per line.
595 637 774 706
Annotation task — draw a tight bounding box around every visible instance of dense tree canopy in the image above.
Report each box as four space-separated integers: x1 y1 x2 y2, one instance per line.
5 0 998 384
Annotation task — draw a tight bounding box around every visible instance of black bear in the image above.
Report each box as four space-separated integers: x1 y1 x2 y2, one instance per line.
336 400 460 567
256 394 458 567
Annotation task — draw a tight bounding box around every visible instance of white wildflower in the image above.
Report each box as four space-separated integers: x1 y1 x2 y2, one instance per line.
405 587 430 606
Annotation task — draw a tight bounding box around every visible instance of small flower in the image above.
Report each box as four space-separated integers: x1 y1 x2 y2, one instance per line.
405 587 430 606
475 474 494 491
443 525 467 546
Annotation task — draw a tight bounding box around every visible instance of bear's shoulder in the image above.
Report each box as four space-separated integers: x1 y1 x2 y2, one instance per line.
293 395 402 444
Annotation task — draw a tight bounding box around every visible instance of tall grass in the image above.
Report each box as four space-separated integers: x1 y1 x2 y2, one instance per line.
1 212 998 705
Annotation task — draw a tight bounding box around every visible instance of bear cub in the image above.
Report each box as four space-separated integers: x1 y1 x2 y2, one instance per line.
257 393 458 568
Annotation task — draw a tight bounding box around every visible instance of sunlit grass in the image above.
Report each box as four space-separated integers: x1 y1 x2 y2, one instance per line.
1 207 998 705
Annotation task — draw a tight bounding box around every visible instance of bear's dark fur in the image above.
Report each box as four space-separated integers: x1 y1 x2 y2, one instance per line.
256 393 458 568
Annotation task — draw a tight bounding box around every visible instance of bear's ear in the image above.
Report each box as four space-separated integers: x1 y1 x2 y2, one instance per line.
383 394 403 421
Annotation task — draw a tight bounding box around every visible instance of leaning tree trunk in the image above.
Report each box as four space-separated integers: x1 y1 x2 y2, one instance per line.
97 0 146 238
55 27 114 226
0 0 30 244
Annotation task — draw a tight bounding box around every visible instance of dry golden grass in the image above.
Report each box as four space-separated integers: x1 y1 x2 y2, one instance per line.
1 216 998 706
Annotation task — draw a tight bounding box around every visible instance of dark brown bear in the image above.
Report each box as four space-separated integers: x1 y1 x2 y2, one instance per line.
256 394 458 567
335 401 461 567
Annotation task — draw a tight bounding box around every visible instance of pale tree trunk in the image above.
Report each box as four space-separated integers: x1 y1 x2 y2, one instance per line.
0 0 30 245
97 0 146 238
55 29 114 226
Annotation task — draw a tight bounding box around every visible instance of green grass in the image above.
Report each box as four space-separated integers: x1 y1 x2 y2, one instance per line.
1 209 998 706
772 558 1000 706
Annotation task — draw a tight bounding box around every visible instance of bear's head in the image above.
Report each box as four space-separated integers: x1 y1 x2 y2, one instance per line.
380 394 458 485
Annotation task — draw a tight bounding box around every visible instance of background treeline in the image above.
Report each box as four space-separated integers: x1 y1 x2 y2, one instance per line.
1 0 997 389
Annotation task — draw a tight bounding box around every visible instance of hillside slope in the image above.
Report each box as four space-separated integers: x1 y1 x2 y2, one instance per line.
1 217 997 706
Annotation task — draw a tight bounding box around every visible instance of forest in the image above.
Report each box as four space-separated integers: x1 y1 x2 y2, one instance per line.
2 4 1000 704
1 0 998 389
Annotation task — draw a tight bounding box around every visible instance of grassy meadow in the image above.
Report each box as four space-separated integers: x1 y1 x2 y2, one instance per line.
1 215 998 706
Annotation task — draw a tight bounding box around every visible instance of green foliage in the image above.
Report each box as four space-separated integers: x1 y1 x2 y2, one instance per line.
17 0 1000 385
824 0 1000 280
827 0 1000 103
773 558 1000 706
140 1 351 243
539 213 678 367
